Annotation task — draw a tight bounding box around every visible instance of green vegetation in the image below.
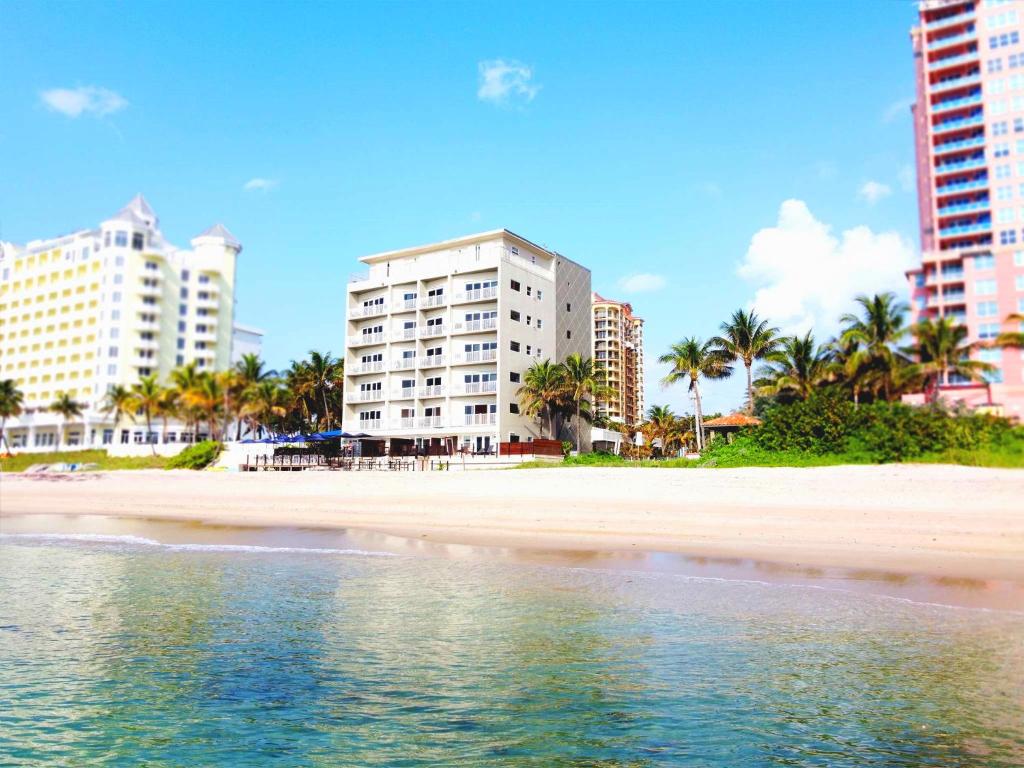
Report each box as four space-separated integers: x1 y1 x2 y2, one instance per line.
165 440 222 470
0 449 170 473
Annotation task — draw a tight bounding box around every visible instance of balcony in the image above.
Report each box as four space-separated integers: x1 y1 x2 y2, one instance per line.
943 291 966 303
931 91 982 115
418 324 447 339
453 349 498 365
358 419 382 431
393 387 415 400
135 339 159 351
932 112 984 135
395 417 416 430
420 295 447 309
941 269 965 281
936 199 989 216
417 355 446 368
924 7 975 33
347 390 384 403
349 361 386 375
138 283 161 298
454 287 498 303
938 220 991 237
464 414 496 426
348 332 386 347
351 303 387 318
456 381 497 395
396 327 418 341
391 358 416 371
418 385 444 398
927 50 979 72
926 29 977 52
932 134 985 157
935 177 988 196
418 416 443 428
394 299 418 312
934 155 986 175
930 73 981 95
452 318 498 333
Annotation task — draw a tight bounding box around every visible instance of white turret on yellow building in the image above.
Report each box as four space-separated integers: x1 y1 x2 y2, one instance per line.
0 195 257 452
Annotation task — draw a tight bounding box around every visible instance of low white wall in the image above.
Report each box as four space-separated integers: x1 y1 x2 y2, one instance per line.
106 442 191 458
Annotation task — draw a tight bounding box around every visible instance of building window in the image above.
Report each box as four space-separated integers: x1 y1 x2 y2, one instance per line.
995 142 1011 158
566 303 571 312
989 59 1004 73
176 354 184 366
177 338 185 350
114 231 128 247
1000 230 1018 244
510 280 521 292
108 346 118 357
510 341 520 352
979 322 1001 340
145 261 159 271
510 371 521 383
198 274 209 284
566 330 572 339
536 319 543 329
974 254 996 270
976 279 997 295
178 321 186 332
510 310 520 322
180 287 188 299
131 232 144 251
179 304 187 316
510 403 520 414
107 364 117 375
112 291 122 303
978 301 999 317
526 345 532 355
526 286 532 296
102 429 113 445
537 289 543 300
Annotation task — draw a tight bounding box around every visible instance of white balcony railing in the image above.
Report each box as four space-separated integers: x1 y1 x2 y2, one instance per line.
453 318 498 333
348 332 386 346
464 414 497 425
458 381 497 395
397 327 418 340
395 418 416 429
352 304 387 318
454 350 498 364
420 295 447 308
418 416 443 428
393 387 415 399
417 355 447 367
397 299 418 311
454 287 498 303
358 419 382 431
391 358 417 370
349 361 386 375
347 390 385 403
419 325 447 338
418 385 444 398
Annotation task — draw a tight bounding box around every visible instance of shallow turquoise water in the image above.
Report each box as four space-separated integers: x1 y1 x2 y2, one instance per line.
1 535 1022 766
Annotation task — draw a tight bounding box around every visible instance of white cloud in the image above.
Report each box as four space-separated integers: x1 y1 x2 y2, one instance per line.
882 97 914 123
477 59 539 106
618 273 667 293
898 164 915 193
858 180 892 205
737 199 916 337
40 86 127 118
243 178 278 192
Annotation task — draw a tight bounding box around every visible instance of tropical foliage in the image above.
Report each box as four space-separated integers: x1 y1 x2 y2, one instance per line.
0 378 25 452
658 337 732 451
516 355 610 446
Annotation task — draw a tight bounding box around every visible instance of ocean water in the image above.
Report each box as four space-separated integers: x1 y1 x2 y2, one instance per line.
1 531 1022 767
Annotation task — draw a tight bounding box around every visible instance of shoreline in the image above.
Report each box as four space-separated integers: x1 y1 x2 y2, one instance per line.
3 465 1023 585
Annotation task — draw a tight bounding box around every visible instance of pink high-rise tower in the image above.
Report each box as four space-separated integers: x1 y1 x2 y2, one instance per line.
907 0 1024 419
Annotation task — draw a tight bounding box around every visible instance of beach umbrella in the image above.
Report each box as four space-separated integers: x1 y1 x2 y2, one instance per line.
316 429 345 439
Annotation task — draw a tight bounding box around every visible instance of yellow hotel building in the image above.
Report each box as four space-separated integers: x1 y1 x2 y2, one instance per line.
592 292 644 426
0 195 245 452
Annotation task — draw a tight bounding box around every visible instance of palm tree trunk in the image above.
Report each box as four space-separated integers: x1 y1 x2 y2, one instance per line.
321 387 331 431
146 413 155 456
694 382 704 452
0 417 8 453
575 401 581 454
745 362 754 415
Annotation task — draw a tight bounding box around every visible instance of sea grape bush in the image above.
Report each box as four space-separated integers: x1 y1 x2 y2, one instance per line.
750 387 1016 462
166 440 221 470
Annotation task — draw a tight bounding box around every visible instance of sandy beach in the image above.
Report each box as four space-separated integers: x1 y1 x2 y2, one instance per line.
3 464 1023 582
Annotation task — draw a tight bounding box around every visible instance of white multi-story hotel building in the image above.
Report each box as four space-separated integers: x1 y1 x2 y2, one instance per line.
592 293 645 425
0 195 244 451
342 230 592 454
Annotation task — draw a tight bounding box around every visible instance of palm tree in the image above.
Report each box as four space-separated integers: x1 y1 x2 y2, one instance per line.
994 313 1024 349
658 338 732 452
827 335 871 407
642 404 691 455
0 379 25 452
711 309 782 414
233 354 275 440
912 316 995 401
48 392 84 451
170 362 202 438
756 332 833 401
182 373 223 440
130 375 164 454
240 379 289 437
517 360 569 439
840 292 911 401
289 351 344 431
562 353 610 453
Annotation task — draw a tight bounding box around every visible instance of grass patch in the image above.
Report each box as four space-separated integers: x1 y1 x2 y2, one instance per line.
0 448 170 473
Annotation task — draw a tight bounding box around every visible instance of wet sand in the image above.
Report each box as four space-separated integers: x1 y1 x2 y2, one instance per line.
3 465 1023 586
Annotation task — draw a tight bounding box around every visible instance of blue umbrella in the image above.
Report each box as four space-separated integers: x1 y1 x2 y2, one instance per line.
316 429 345 438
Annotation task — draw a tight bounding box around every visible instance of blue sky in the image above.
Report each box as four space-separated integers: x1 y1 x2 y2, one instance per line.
1 1 922 414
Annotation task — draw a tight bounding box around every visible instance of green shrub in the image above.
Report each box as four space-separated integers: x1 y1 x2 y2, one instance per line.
166 440 221 470
750 388 1019 463
561 440 573 457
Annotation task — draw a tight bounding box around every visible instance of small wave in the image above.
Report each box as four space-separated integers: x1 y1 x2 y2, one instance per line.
0 533 396 558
